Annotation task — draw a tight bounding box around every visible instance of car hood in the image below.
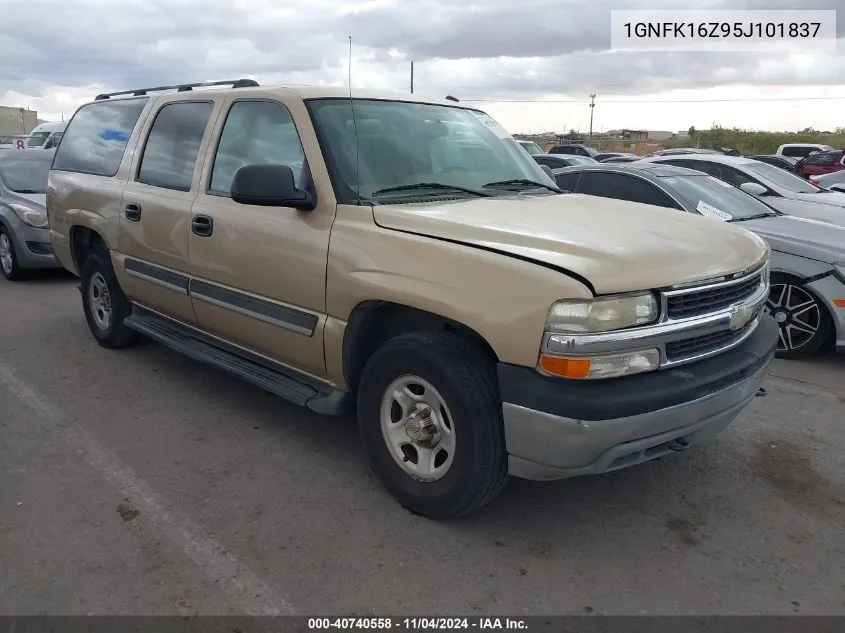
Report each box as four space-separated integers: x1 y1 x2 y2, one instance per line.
794 190 845 208
736 214 845 264
372 193 768 295
6 191 47 209
762 198 845 229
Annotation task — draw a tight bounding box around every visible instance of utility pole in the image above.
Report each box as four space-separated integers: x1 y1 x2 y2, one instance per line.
410 61 414 94
588 94 596 138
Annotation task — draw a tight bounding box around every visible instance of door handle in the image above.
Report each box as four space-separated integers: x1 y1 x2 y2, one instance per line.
191 215 214 237
124 203 142 221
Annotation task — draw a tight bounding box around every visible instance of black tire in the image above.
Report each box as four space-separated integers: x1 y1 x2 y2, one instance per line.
356 330 508 519
80 250 137 348
766 273 832 359
0 225 26 281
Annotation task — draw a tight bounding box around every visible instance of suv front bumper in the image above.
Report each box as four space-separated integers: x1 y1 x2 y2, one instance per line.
498 314 778 481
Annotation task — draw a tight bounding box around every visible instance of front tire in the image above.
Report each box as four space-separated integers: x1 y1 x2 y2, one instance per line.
80 251 137 348
765 274 832 359
0 226 25 281
356 330 508 519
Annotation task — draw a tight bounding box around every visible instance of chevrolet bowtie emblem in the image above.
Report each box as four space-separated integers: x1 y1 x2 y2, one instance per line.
729 305 753 331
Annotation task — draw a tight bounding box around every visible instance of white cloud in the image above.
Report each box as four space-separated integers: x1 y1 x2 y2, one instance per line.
0 0 842 131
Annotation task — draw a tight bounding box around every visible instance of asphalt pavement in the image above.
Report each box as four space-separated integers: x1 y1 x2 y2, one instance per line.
1 272 844 616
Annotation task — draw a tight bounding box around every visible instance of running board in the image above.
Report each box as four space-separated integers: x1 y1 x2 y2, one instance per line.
124 306 351 415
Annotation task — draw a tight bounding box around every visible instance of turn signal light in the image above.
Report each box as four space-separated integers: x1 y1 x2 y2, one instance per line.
539 355 591 378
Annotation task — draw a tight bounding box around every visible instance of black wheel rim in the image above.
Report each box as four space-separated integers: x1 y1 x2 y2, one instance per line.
765 283 821 352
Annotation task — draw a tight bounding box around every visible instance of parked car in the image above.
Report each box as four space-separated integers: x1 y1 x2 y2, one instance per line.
595 152 637 162
776 143 834 159
517 140 544 155
547 144 600 158
48 79 775 518
814 170 845 193
25 121 67 150
794 149 845 179
532 153 597 169
640 153 845 227
747 154 800 171
551 162 845 359
0 149 59 280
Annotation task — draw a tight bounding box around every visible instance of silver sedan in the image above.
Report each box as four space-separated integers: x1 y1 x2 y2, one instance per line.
0 150 59 280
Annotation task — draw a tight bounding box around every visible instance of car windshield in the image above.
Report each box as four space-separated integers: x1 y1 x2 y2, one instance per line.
519 141 543 155
662 174 777 221
0 157 51 193
307 99 556 201
742 160 822 194
25 131 51 148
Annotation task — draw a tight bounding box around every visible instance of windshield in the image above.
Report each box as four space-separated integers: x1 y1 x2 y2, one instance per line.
0 157 51 193
518 140 543 155
582 146 599 157
307 99 556 202
25 131 51 148
662 174 777 221
743 160 821 194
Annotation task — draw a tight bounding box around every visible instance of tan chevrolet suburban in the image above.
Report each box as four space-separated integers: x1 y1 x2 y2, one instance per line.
47 79 778 518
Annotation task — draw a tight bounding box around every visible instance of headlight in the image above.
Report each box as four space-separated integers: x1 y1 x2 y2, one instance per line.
9 203 48 229
539 348 660 380
546 292 659 333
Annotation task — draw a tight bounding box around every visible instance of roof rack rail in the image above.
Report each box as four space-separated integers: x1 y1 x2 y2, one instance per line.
94 78 259 101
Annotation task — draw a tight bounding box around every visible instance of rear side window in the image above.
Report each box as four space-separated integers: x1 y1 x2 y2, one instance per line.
782 146 816 158
52 98 148 176
137 101 214 191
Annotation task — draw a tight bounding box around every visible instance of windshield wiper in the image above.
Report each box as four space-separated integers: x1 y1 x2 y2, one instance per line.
482 179 561 193
730 213 776 222
12 189 41 194
371 182 493 197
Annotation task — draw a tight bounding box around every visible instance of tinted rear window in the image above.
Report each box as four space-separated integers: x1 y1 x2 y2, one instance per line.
52 98 148 176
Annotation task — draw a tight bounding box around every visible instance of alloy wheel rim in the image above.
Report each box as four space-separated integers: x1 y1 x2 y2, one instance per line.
88 272 113 330
764 283 821 352
379 374 456 482
0 233 12 274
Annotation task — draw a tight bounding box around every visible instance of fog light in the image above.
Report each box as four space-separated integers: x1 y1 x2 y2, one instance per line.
539 348 660 380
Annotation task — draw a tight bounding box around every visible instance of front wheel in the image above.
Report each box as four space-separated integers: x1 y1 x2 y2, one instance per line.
765 275 832 359
356 331 508 519
0 226 25 281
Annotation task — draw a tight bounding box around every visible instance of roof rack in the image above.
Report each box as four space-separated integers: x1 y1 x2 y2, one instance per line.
94 78 259 101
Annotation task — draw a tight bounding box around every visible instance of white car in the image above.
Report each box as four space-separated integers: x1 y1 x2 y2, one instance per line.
640 153 845 228
25 120 67 150
815 170 845 193
776 143 834 159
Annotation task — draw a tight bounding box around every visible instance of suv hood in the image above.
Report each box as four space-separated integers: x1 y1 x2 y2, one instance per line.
372 193 768 295
736 214 845 264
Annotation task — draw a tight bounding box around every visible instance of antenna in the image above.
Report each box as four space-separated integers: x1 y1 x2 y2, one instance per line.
348 35 361 205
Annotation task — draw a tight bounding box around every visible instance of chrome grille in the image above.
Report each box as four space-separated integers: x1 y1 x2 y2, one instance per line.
666 274 762 320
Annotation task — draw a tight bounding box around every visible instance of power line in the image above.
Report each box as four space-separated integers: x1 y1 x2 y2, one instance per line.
461 95 845 104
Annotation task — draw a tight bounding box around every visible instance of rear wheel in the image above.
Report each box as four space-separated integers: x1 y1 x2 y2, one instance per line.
0 227 25 281
356 330 508 519
765 275 832 359
80 251 138 348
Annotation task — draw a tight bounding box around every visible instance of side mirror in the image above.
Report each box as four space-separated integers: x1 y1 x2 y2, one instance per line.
740 182 768 196
230 164 315 210
540 164 555 179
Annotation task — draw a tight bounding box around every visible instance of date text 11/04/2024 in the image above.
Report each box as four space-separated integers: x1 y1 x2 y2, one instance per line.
623 21 822 38
307 618 529 631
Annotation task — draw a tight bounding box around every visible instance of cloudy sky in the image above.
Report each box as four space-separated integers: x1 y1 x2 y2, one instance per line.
1 0 842 134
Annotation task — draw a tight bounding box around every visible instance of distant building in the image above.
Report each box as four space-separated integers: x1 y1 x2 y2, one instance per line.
646 130 674 141
0 106 38 137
